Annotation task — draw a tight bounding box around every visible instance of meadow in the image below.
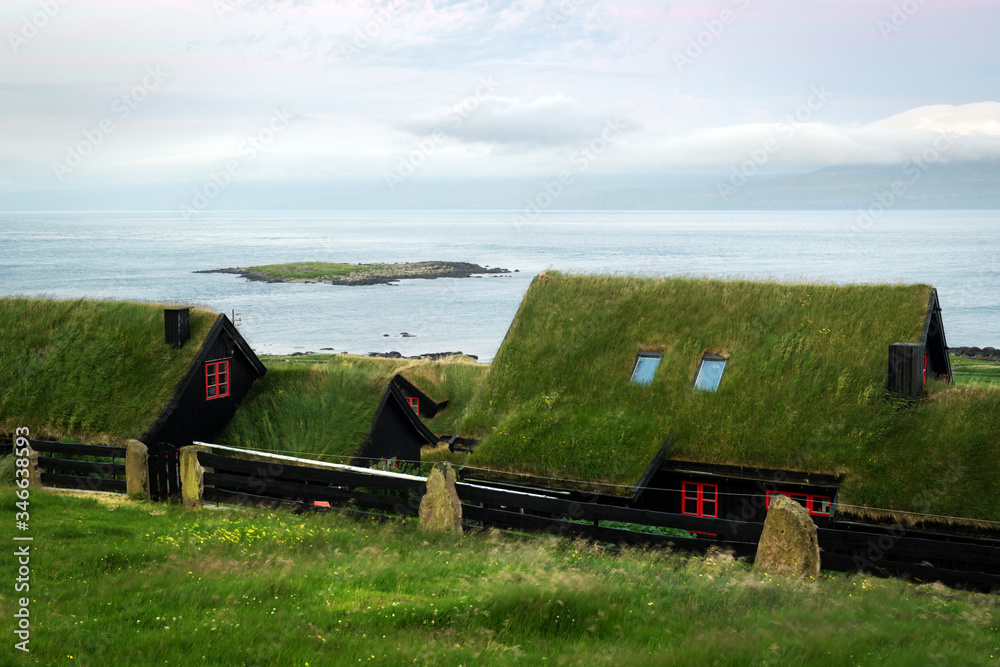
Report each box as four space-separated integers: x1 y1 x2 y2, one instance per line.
3 485 999 666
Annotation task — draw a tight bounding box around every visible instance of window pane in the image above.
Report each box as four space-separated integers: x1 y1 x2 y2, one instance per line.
694 358 727 391
630 355 662 385
702 499 716 517
702 485 716 502
683 498 698 515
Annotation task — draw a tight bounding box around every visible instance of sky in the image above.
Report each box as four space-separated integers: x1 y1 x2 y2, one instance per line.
1 0 999 209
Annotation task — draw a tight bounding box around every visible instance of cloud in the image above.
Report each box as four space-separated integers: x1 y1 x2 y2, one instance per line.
872 102 1000 136
638 102 1000 168
399 94 636 147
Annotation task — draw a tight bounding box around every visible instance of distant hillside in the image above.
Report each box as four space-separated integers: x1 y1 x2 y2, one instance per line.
0 297 217 444
554 162 1000 210
6 161 999 210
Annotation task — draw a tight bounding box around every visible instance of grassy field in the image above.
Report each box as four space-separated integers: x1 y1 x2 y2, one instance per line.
459 274 1000 524
245 262 375 280
3 484 999 666
0 297 217 445
951 356 1000 386
216 354 487 464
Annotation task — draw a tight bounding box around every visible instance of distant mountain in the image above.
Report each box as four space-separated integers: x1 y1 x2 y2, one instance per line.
4 162 999 211
554 161 1000 210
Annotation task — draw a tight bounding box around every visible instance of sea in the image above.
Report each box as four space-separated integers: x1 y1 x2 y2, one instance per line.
2 209 998 362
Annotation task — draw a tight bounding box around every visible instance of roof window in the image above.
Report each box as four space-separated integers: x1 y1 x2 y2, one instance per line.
630 352 663 386
694 354 727 392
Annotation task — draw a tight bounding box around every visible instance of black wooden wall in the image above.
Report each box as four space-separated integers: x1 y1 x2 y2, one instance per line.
144 316 265 448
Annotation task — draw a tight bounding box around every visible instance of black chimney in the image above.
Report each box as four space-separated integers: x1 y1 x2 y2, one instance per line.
165 307 190 349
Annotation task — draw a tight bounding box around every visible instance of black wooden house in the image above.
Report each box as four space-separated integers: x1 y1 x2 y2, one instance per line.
391 373 449 418
887 289 952 399
142 307 266 448
460 275 986 537
352 379 440 467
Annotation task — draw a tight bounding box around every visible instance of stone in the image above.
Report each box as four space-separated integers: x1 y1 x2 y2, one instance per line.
125 440 149 499
754 494 821 578
18 440 43 488
179 445 210 508
419 462 463 534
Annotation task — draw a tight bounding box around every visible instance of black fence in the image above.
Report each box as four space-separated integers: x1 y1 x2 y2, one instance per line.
21 440 1000 591
147 441 180 502
194 448 1000 591
29 440 127 493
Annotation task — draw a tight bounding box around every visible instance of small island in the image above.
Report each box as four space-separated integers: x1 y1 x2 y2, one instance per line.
196 261 512 286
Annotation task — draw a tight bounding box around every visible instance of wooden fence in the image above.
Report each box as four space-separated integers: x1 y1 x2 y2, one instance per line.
190 445 1000 589
18 439 1000 591
29 440 127 493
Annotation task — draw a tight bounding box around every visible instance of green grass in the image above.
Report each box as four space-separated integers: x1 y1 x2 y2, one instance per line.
460 273 1000 523
248 262 376 280
951 355 1000 386
4 486 999 665
0 297 218 445
216 354 488 463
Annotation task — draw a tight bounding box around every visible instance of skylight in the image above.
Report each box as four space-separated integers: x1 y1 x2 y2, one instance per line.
630 352 663 386
694 355 727 392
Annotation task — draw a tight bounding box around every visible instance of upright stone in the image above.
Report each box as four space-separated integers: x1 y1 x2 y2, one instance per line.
16 440 43 487
179 445 208 509
754 493 821 577
419 462 462 534
126 440 150 499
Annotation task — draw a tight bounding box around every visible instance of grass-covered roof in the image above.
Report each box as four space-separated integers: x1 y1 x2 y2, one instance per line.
215 354 487 463
0 297 218 445
461 273 1000 524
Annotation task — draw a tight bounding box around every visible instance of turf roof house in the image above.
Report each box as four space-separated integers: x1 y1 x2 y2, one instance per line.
143 307 266 447
457 273 995 531
353 374 446 466
0 298 265 448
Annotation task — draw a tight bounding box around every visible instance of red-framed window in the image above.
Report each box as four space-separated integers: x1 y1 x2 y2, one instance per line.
681 482 718 518
766 490 832 517
407 396 419 412
205 359 230 400
922 354 928 384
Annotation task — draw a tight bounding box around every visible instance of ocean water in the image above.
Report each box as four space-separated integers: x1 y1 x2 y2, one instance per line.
2 210 998 361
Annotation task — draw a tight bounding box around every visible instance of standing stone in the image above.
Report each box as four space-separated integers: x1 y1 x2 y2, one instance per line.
754 493 821 577
179 445 209 509
17 440 43 487
419 462 463 534
126 440 150 499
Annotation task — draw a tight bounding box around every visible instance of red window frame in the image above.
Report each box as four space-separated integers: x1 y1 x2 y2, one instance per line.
766 490 832 517
922 354 928 384
407 396 419 412
205 359 230 400
681 482 718 518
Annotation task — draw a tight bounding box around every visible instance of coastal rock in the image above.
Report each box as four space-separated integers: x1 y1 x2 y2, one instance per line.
950 346 1000 362
412 351 478 361
754 494 821 578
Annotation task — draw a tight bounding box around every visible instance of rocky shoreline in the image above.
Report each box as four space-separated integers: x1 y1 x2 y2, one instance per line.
950 346 1000 362
197 261 514 286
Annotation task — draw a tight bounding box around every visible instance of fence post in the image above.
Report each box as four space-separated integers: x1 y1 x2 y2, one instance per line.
17 440 43 488
126 440 150 499
179 445 208 509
